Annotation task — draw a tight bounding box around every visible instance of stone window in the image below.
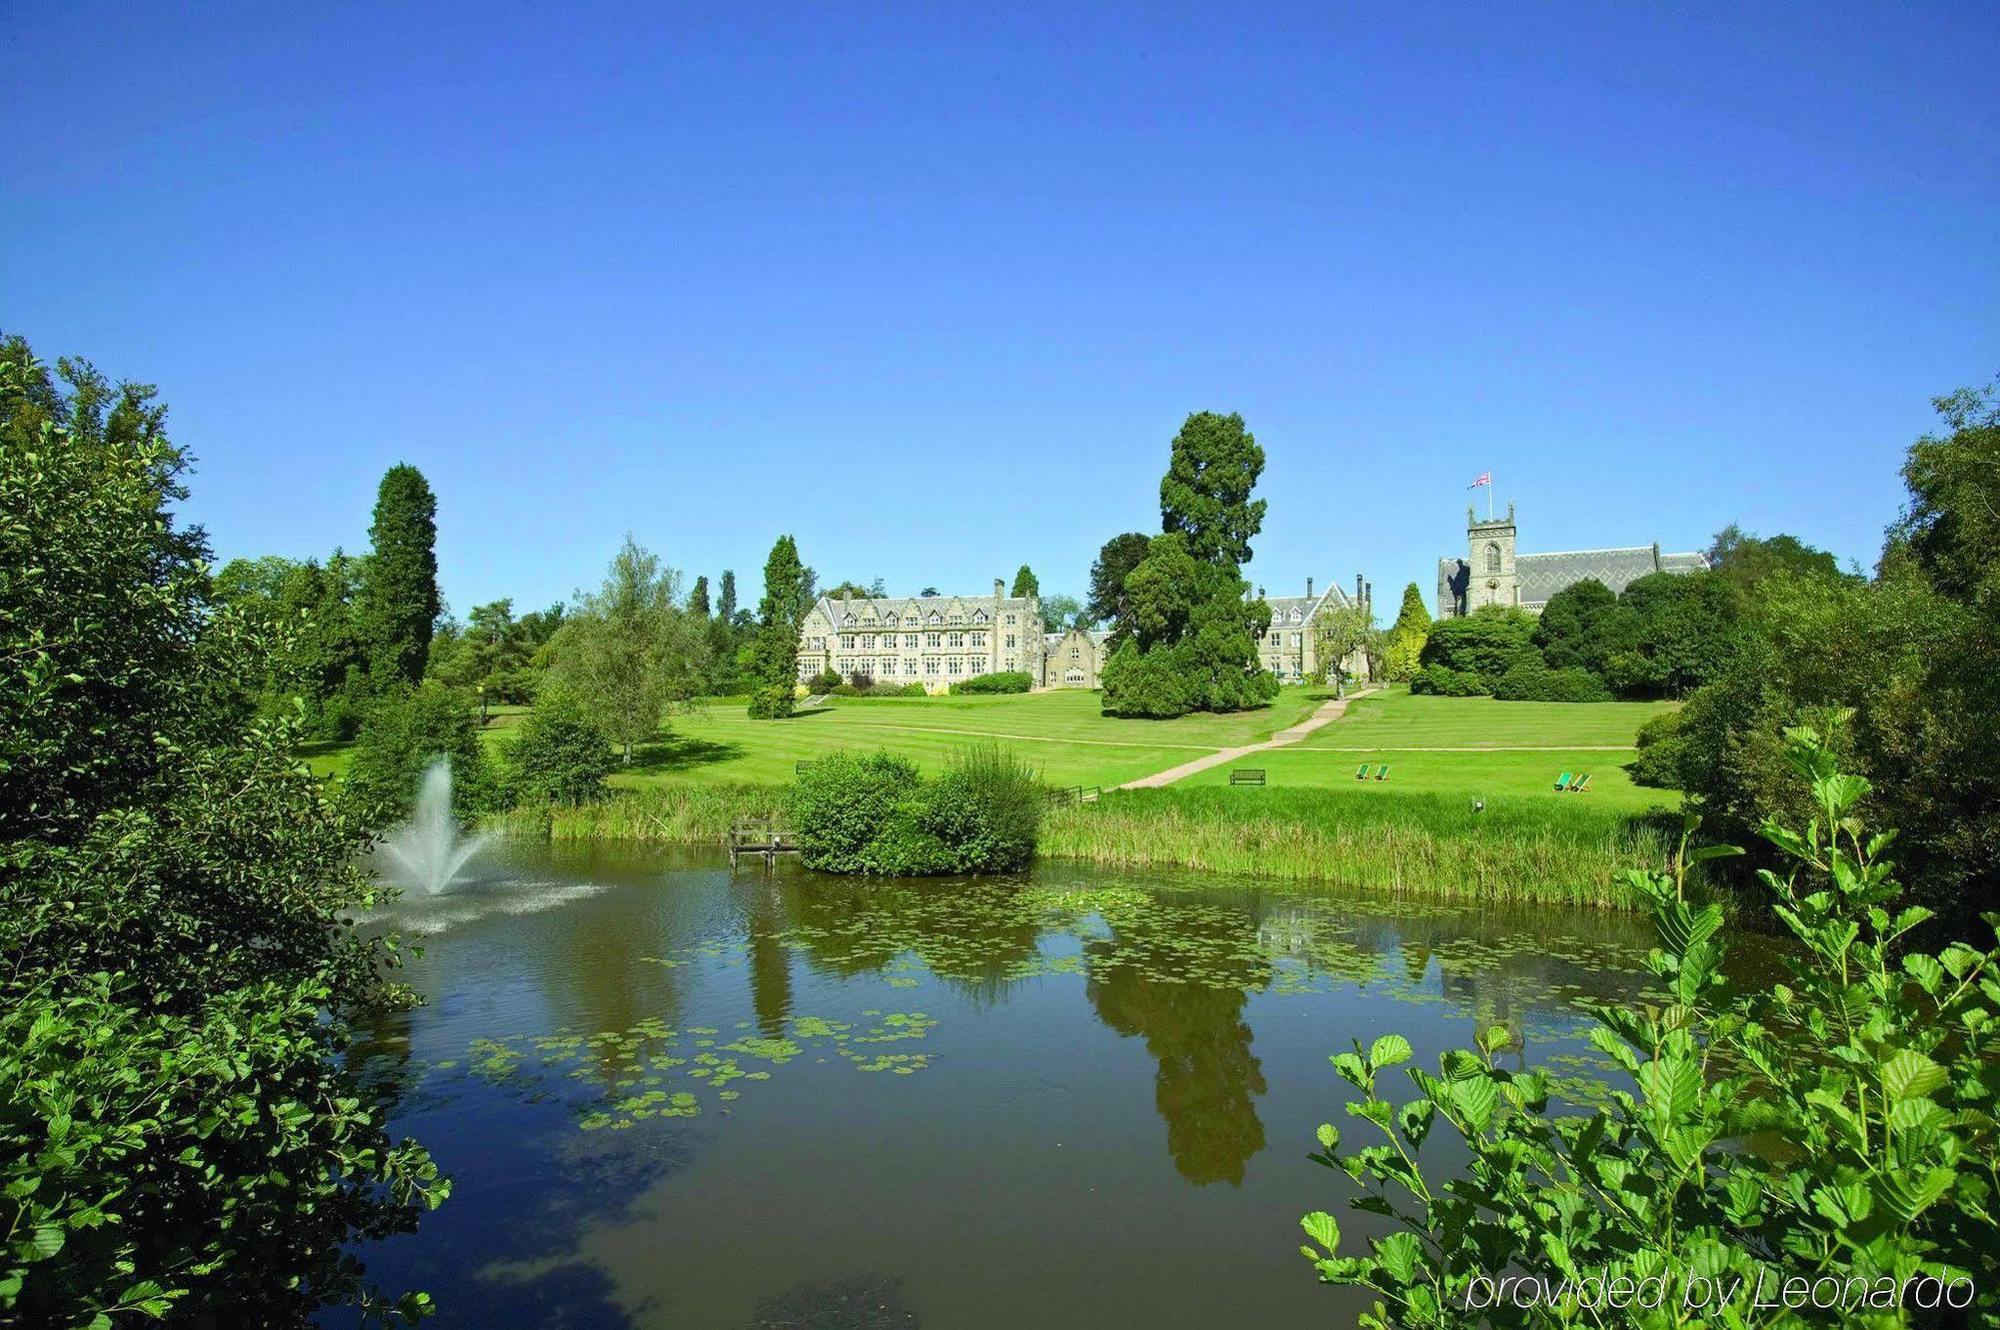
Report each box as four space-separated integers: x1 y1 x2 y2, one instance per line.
861 634 875 649
928 611 942 625
926 632 941 648
884 612 898 627
905 659 918 676
924 658 940 676
947 657 964 676
972 610 987 624
904 634 918 649
1004 614 1017 626
1485 543 1501 575
949 612 964 625
1004 633 1016 649
970 632 985 648
840 634 855 649
947 631 964 648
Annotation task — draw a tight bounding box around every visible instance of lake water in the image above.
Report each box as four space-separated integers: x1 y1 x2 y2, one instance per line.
346 843 1657 1328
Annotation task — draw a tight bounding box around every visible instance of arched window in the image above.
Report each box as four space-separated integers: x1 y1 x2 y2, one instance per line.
1485 542 1502 575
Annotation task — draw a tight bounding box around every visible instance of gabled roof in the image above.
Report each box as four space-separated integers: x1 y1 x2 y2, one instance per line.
1515 547 1707 604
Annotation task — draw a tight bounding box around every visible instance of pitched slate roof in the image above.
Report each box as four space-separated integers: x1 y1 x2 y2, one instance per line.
807 591 1037 629
1259 578 1358 629
1515 547 1706 605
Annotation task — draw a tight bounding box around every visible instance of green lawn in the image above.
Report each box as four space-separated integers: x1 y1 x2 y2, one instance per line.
1181 686 1680 814
1297 687 1679 750
616 686 1331 789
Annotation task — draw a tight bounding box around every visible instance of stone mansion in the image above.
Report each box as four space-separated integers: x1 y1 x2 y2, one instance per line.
796 572 1375 694
795 581 1047 691
1436 503 1706 618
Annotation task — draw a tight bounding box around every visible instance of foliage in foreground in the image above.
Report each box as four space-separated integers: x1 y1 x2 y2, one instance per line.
0 344 445 1326
1299 725 1999 1326
790 745 1043 875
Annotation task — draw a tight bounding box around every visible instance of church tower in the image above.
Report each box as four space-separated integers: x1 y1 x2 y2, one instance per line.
1466 502 1518 611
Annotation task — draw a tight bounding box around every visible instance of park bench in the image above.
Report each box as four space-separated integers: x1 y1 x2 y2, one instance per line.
1229 769 1266 786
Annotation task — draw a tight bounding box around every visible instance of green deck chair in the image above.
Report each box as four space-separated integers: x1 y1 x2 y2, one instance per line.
1571 773 1592 793
1374 765 1390 781
1554 772 1573 792
1355 763 1370 780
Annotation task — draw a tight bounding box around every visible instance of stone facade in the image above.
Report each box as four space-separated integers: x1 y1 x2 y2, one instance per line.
1042 626 1111 689
1254 575 1374 684
795 579 1045 694
1437 503 1707 617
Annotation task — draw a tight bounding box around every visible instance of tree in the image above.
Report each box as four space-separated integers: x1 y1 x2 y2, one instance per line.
1530 577 1619 675
344 680 497 825
1707 523 1849 597
689 574 711 618
918 585 941 597
1890 378 2000 610
1011 565 1039 598
1040 592 1084 632
1379 583 1431 683
747 535 813 719
1309 600 1379 692
1087 531 1152 644
506 692 615 805
1416 606 1536 689
0 341 446 1324
1600 570 1741 698
1102 412 1277 718
1159 411 1267 565
822 579 878 600
361 463 440 689
717 569 738 621
545 536 705 760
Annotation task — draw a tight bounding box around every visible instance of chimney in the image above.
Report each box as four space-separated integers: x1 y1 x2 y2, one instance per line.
1256 585 1266 600
994 577 1004 599
1365 581 1374 610
1355 574 1364 603
1306 576 1314 598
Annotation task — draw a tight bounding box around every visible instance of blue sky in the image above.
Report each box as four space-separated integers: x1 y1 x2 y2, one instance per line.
5 3 1996 617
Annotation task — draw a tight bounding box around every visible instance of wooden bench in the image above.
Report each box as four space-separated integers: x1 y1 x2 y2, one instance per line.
1229 769 1266 786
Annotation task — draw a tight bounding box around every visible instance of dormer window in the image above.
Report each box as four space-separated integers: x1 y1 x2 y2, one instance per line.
928 611 942 625
972 610 988 624
884 612 898 627
842 613 856 626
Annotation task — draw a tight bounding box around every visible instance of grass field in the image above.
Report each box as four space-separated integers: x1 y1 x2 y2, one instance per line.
608 686 1331 790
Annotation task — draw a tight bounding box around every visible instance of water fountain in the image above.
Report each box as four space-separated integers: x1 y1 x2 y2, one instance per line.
379 757 490 894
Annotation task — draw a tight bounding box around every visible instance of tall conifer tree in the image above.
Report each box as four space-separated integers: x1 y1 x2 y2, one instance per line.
363 463 439 688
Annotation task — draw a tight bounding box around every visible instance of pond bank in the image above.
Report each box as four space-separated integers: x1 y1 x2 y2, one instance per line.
494 779 1674 909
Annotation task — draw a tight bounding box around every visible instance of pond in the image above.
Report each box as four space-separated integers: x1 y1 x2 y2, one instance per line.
345 843 1659 1328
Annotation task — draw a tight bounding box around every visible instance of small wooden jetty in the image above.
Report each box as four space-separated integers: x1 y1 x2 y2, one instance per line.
728 818 799 869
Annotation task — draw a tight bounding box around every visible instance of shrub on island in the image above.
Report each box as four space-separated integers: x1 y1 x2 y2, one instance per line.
950 670 1034 695
790 744 1042 875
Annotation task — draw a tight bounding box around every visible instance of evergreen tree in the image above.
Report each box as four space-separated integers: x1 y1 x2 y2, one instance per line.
747 535 811 718
1087 531 1152 643
718 569 738 620
1102 412 1276 717
362 463 439 688
1380 582 1431 682
1011 565 1039 598
689 574 711 618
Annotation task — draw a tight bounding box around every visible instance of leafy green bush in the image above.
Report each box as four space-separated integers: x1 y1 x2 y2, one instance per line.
1490 660 1614 702
506 698 615 805
343 680 497 828
1628 709 1687 788
1416 607 1537 680
1298 724 2000 1326
745 682 795 719
950 670 1033 695
808 669 842 692
0 342 445 1325
789 752 923 873
1409 664 1489 696
788 745 1043 874
830 680 924 697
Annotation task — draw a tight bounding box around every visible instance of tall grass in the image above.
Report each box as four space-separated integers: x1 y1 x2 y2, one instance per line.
1042 787 1678 909
493 778 785 843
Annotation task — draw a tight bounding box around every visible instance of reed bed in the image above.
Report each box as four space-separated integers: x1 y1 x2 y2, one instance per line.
1041 788 1676 909
494 779 786 843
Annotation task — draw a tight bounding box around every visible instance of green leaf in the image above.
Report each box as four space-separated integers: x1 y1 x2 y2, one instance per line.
1368 1034 1413 1069
1315 1122 1339 1151
1300 1210 1340 1252
1880 1049 1947 1103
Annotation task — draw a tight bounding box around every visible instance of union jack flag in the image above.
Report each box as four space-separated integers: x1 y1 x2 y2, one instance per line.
1468 471 1491 488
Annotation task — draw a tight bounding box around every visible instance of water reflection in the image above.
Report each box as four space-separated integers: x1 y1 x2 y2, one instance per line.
344 848 1658 1329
